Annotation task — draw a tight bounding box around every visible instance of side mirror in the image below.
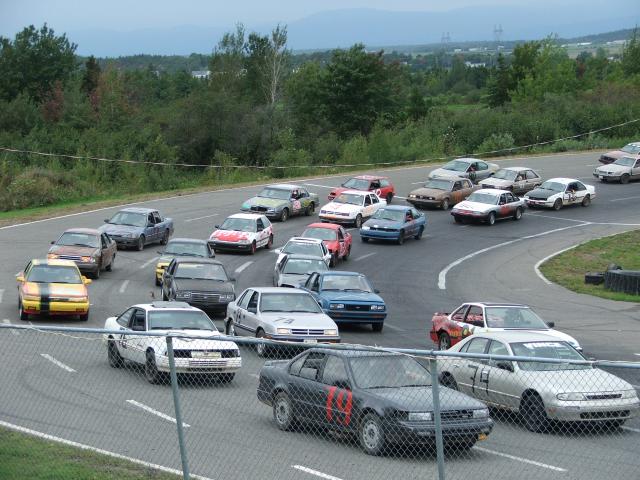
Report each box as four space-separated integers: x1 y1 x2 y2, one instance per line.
546 321 555 328
496 361 514 372
334 380 351 391
50 240 55 245
82 276 92 285
16 274 25 283
374 289 380 294
214 225 220 229
104 219 109 223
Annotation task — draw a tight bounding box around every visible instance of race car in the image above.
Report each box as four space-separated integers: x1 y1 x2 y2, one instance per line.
273 254 329 288
360 205 426 244
328 175 395 204
241 184 319 222
301 223 352 267
257 348 493 455
48 228 117 279
104 301 241 384
276 237 331 267
208 213 273 254
451 188 525 225
407 178 478 210
319 190 386 228
598 141 640 165
17 259 91 321
429 302 581 351
524 178 595 210
100 207 174 250
429 158 499 183
593 156 640 184
155 238 214 286
480 167 542 194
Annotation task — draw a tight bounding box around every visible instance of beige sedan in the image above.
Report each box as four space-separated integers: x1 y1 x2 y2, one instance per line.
407 178 477 210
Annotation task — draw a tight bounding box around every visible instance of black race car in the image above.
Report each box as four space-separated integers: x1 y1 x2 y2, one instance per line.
257 349 493 455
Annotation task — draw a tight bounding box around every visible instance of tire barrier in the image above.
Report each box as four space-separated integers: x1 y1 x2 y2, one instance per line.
584 272 604 285
604 269 640 295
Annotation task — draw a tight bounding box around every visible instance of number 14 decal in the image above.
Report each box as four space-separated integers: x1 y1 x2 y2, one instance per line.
326 386 353 425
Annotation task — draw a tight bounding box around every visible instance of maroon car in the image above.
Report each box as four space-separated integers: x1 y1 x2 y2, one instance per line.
599 142 640 164
48 228 117 279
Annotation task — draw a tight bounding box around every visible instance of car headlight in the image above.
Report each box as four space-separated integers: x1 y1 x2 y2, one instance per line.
47 253 59 259
324 329 338 336
276 328 291 335
267 208 275 213
473 408 490 419
370 304 385 311
81 256 92 263
361 226 370 230
557 392 587 401
408 412 432 421
221 293 235 301
621 390 638 399
176 291 191 299
409 194 416 198
330 303 345 309
22 294 40 301
320 210 328 214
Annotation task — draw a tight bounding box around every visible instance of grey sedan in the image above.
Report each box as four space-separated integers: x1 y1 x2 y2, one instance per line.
480 167 542 194
429 158 499 183
273 254 329 288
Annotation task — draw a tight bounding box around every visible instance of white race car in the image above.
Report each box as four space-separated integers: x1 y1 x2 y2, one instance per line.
319 190 386 228
524 178 595 210
104 301 241 383
593 156 640 184
276 237 331 266
208 213 273 254
451 188 525 225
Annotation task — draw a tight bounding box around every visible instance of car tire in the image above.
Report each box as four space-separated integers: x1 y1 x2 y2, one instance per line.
106 255 114 272
355 214 363 228
513 207 523 221
107 339 124 368
145 351 163 384
441 198 449 210
280 208 289 222
620 174 630 184
160 230 170 245
93 266 100 280
330 252 338 267
273 391 296 431
386 193 393 204
454 216 463 224
256 329 269 358
397 230 405 245
250 241 257 255
137 235 145 251
487 212 496 226
79 312 89 322
225 320 236 336
265 235 274 249
581 195 591 207
438 332 451 350
162 290 168 301
361 236 369 243
414 226 424 240
521 393 548 433
372 323 383 332
359 413 386 456
343 245 351 261
19 301 28 321
155 277 162 286
553 199 562 211
304 203 314 216
440 373 458 391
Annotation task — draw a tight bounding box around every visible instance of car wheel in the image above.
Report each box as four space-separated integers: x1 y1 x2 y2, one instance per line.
304 203 314 216
107 339 124 368
359 413 386 455
93 266 100 280
273 391 296 431
521 393 548 433
487 212 496 226
454 216 463 224
397 230 405 245
137 235 145 251
160 230 170 245
386 193 393 204
145 351 163 384
581 195 591 207
438 332 451 350
361 236 369 243
79 312 89 322
330 252 338 267
440 373 458 390
343 245 351 260
250 241 257 255
280 208 289 222
155 277 162 286
106 254 114 272
620 174 630 184
441 198 449 210
19 301 28 321
225 321 236 336
256 329 268 358
513 207 523 221
414 226 424 240
372 323 383 332
265 235 274 249
553 199 562 211
355 214 363 228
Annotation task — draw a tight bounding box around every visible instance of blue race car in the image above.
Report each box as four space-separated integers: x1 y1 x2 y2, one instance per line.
100 207 174 251
359 205 426 245
300 271 386 332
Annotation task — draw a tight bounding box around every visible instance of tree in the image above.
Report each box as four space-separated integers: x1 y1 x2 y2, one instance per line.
621 28 640 77
209 23 247 95
261 25 289 106
0 24 77 101
486 53 512 107
81 56 101 96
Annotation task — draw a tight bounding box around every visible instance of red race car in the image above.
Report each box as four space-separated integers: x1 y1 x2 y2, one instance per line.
301 223 352 267
328 175 395 204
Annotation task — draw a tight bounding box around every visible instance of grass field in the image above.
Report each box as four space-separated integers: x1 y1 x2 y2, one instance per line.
540 229 640 302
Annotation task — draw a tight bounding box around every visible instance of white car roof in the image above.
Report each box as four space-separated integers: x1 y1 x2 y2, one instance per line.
473 188 509 196
133 301 201 312
245 287 312 294
337 189 370 196
265 183 300 190
460 330 563 343
227 213 265 220
285 237 323 245
502 166 530 172
545 177 579 185
451 157 480 163
625 142 640 147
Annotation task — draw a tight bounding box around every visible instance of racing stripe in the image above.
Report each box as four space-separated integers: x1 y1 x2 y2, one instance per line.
40 283 51 315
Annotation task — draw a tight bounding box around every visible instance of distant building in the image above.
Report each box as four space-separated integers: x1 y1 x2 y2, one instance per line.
465 61 486 68
191 70 211 79
454 48 463 53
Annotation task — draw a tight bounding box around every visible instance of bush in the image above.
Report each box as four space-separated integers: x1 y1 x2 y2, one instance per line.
1 168 80 210
477 133 516 155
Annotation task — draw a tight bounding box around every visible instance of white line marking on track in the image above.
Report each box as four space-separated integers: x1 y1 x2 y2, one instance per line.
526 212 591 223
634 354 640 356
292 465 344 480
248 373 259 379
139 257 159 269
622 426 640 433
0 289 3 304
40 354 76 373
438 223 589 289
381 323 404 332
474 446 567 472
2 319 19 335
394 195 407 200
610 195 640 202
304 183 334 189
126 400 190 428
410 180 425 184
235 261 253 274
119 279 129 293
0 420 213 480
354 252 376 262
534 244 582 285
185 213 219 222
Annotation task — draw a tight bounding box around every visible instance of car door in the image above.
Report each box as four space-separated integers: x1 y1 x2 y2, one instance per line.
152 212 163 242
458 337 490 400
524 169 541 192
484 340 516 409
512 172 527 194
461 305 486 336
496 193 511 219
288 352 327 421
451 180 465 204
122 308 146 364
633 159 640 179
361 194 373 218
100 233 113 268
320 354 354 429
232 290 256 336
114 307 135 359
475 161 490 180
336 228 347 258
403 209 416 236
144 212 156 244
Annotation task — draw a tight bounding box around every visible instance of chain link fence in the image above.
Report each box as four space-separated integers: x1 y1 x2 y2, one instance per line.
1 323 639 480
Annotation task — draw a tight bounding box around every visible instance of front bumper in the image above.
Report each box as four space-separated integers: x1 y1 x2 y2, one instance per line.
156 355 242 373
22 298 90 315
593 172 622 181
75 262 99 274
109 236 139 247
545 398 640 422
265 334 341 345
208 240 253 252
524 199 553 208
241 207 280 218
319 214 355 225
360 229 400 241
451 210 489 220
386 418 493 444
407 198 441 208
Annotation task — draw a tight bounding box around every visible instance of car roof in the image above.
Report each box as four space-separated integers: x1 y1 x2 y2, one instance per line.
172 257 223 265
135 301 200 311
286 237 323 245
264 183 300 190
337 189 369 196
624 142 640 147
319 271 363 277
118 207 157 214
502 166 530 172
379 205 412 212
352 174 387 180
450 157 480 163
64 228 101 235
167 238 208 245
464 302 529 308
474 188 508 195
463 330 563 343
226 213 263 220
283 254 326 261
246 287 312 294
545 178 578 184
306 223 341 230
30 259 78 267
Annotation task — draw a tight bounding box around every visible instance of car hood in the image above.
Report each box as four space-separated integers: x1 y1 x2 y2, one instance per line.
523 368 633 394
210 230 252 242
99 224 141 235
260 311 337 329
22 281 87 298
371 385 486 411
525 188 558 200
48 245 99 257
330 187 352 196
429 168 466 180
362 218 402 229
321 202 360 214
320 290 383 304
452 200 494 213
595 164 629 173
174 278 234 293
243 197 287 209
410 187 447 198
481 178 512 188
486 327 579 348
152 330 239 351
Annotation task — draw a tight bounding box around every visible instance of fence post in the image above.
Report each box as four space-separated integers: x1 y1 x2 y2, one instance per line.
166 335 190 480
430 357 446 480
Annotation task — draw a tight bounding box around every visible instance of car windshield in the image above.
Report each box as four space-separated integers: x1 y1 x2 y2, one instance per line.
257 187 291 200
538 181 565 192
442 160 470 172
613 156 635 167
165 242 208 257
423 179 453 190
148 310 217 331
282 241 322 257
334 193 364 205
56 232 99 248
260 293 322 313
219 218 256 232
492 169 518 181
466 192 498 205
350 355 431 389
342 178 371 190
321 275 372 292
107 211 147 227
27 265 82 284
621 144 640 154
510 342 590 371
283 258 328 275
302 227 337 241
371 209 406 222
174 263 228 281
485 307 549 329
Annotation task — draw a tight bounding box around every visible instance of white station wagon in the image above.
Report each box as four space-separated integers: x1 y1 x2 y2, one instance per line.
319 190 386 228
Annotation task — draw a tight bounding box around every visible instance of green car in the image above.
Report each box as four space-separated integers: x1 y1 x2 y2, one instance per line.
241 184 320 222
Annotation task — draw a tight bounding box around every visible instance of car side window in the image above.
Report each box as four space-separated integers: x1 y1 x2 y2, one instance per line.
256 219 264 231
574 182 586 191
487 340 510 367
301 188 309 197
364 195 372 206
380 179 389 187
238 290 252 309
147 213 155 225
464 306 485 327
465 338 490 354
499 194 507 205
153 212 162 223
129 309 146 330
525 170 539 179
262 217 271 227
337 229 344 241
477 162 488 171
289 354 307 376
371 180 381 189
464 180 473 189
371 195 379 204
453 181 462 191
635 160 640 168
452 305 468 321
117 308 135 327
101 234 108 248
247 291 259 311
506 193 516 203
310 274 321 292
321 355 349 386
299 352 325 381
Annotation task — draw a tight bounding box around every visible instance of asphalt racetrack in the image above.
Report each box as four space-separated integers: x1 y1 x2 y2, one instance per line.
0 151 639 479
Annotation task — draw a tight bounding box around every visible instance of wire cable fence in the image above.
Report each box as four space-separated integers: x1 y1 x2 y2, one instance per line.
0 323 639 480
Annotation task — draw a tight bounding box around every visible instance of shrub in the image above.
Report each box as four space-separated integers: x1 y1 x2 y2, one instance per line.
477 133 516 156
